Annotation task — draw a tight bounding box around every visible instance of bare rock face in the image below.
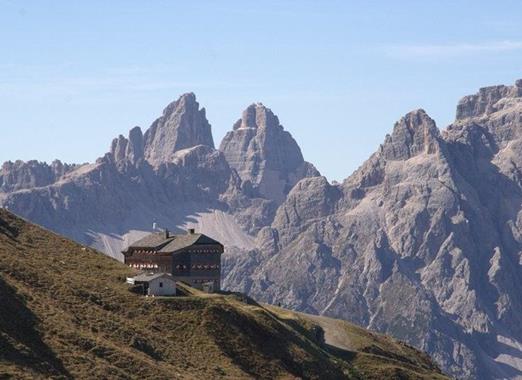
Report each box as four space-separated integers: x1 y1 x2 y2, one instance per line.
220 103 319 204
0 160 76 192
223 80 522 380
271 176 342 247
456 80 522 121
381 109 441 160
143 93 214 166
157 144 234 202
110 126 144 164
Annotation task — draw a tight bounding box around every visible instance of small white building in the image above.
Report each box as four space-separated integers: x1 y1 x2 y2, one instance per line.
127 273 176 296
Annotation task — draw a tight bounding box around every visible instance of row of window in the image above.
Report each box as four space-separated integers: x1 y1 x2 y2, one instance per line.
192 279 217 284
193 264 220 270
129 263 159 269
174 264 220 270
129 263 220 270
189 249 221 254
133 250 156 254
132 249 220 255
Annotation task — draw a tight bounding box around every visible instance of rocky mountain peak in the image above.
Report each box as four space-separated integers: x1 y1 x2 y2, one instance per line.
109 126 144 165
232 103 280 130
381 109 441 161
127 126 144 163
143 93 214 166
220 103 319 203
456 79 522 121
162 92 197 116
110 135 128 162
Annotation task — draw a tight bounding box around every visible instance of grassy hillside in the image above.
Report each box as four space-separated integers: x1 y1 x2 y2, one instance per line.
0 209 447 379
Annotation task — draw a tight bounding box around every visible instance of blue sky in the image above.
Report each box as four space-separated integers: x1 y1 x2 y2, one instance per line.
1 1 522 181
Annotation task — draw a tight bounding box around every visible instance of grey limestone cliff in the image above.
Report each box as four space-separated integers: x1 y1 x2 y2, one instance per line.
144 93 214 166
220 103 319 204
0 159 77 193
223 81 522 379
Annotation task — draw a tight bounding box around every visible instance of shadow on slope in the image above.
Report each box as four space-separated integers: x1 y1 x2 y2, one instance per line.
0 276 70 378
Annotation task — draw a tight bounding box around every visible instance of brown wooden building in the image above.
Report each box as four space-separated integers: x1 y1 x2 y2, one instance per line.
122 228 224 291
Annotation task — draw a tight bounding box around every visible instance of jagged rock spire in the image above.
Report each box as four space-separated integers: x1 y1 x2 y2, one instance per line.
381 109 440 161
232 102 281 130
143 93 214 166
110 126 144 165
220 103 319 203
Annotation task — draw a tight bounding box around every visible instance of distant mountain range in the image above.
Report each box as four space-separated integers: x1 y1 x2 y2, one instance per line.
2 80 522 379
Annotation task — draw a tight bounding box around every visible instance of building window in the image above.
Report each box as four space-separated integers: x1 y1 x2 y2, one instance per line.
159 282 163 288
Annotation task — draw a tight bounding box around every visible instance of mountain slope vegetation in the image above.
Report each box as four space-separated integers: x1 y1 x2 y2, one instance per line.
0 209 445 379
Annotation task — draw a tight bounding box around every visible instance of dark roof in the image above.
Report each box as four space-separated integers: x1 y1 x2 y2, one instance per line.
128 232 174 250
159 233 222 253
125 231 223 253
132 272 174 282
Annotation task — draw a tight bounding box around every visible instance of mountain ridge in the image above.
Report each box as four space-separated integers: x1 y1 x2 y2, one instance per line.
2 80 522 379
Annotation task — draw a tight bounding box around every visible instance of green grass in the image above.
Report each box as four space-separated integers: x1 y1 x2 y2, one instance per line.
0 209 447 379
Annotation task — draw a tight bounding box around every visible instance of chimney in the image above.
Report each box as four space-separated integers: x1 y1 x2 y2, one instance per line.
165 229 170 239
188 228 195 235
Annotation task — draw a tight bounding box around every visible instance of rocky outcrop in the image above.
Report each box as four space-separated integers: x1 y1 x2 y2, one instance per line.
0 160 76 192
110 126 144 165
220 103 319 204
144 93 214 166
270 176 342 246
157 144 235 202
381 109 441 160
456 80 522 121
223 80 522 380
